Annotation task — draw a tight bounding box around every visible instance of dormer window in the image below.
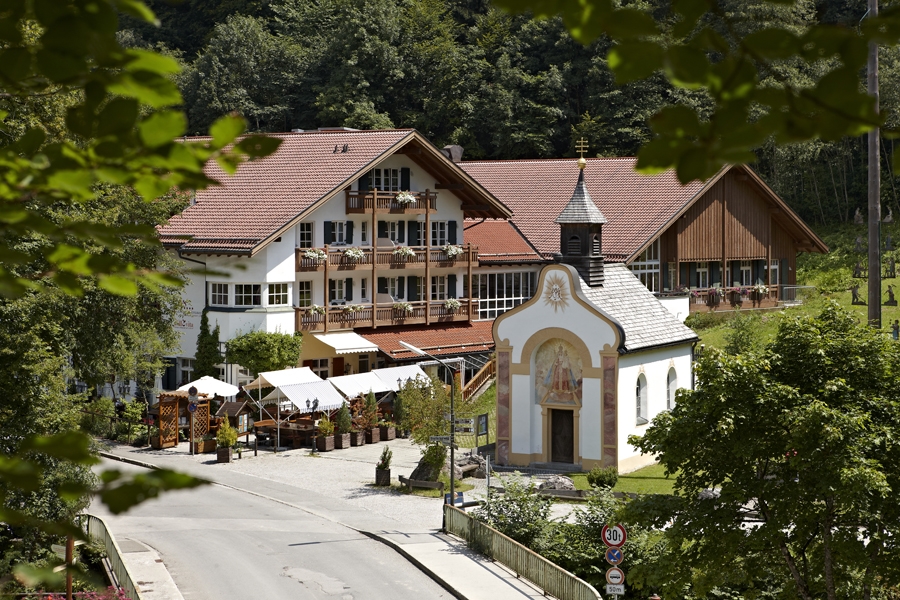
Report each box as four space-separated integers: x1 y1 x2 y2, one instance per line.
567 236 581 255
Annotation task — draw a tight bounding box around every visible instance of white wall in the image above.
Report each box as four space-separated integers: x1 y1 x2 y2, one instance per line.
616 344 693 472
657 295 690 323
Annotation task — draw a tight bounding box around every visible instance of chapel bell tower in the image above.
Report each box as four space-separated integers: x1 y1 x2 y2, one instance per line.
555 141 606 287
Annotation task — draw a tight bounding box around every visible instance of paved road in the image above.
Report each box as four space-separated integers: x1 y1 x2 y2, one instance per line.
91 459 451 600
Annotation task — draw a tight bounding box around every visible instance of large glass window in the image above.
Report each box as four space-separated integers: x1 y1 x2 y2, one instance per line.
310 358 329 379
210 283 228 306
636 374 648 425
628 239 660 292
180 358 195 386
472 271 537 319
298 222 313 248
234 284 261 306
268 283 289 306
372 168 400 192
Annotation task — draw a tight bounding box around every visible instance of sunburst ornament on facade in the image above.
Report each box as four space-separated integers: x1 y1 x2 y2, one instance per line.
543 273 570 312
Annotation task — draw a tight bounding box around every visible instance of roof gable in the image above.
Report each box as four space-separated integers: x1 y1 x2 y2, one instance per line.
159 130 512 254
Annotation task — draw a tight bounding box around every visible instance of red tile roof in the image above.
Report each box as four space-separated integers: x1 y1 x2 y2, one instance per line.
159 129 415 252
464 219 545 264
459 158 707 261
357 321 495 360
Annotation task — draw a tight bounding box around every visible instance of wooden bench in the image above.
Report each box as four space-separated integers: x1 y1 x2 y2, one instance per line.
399 475 445 493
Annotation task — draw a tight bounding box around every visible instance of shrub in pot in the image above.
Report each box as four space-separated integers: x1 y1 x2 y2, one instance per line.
149 426 161 449
316 413 335 452
378 420 396 441
362 390 380 443
350 426 366 447
334 403 352 449
193 433 217 454
375 445 392 486
216 416 238 463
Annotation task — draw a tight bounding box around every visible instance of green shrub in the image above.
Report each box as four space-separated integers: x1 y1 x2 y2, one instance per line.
586 465 619 489
81 396 115 436
376 445 392 470
422 442 446 469
472 476 552 547
684 310 731 331
335 403 352 434
318 413 335 436
217 416 238 448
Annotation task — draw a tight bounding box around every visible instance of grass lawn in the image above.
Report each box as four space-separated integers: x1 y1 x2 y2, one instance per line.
568 463 677 495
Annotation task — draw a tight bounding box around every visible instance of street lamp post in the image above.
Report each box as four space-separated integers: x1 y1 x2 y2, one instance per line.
307 397 319 455
399 341 457 508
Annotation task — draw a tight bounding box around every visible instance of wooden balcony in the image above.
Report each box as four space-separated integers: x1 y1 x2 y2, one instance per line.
682 285 783 312
345 189 437 214
296 244 479 272
294 299 476 332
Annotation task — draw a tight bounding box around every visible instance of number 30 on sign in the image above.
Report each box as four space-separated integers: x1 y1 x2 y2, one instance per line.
601 524 627 548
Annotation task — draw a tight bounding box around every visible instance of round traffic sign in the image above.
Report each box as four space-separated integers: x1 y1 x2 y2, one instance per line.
188 402 197 413
605 546 624 565
601 524 628 548
606 567 625 585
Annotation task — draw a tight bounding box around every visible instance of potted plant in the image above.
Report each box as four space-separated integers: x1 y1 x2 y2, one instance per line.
443 298 461 312
350 424 366 447
309 304 326 316
149 426 161 449
343 246 365 262
392 301 413 316
362 390 380 443
442 244 464 258
395 190 417 205
193 433 217 454
316 413 335 452
375 445 392 486
393 246 416 260
216 416 237 463
304 248 326 262
378 420 396 441
334 403 352 449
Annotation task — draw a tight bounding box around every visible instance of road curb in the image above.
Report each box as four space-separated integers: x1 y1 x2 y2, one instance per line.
99 450 469 600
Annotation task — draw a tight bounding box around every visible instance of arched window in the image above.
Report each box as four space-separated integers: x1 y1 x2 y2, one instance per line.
667 368 677 410
636 374 648 425
567 236 581 255
591 234 601 256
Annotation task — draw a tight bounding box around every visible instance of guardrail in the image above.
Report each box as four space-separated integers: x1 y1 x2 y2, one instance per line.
78 514 141 600
443 505 601 600
462 358 495 402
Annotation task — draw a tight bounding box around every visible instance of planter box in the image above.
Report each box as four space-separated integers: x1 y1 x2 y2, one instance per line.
365 427 381 444
375 468 391 486
378 426 396 441
350 431 366 447
316 435 335 452
216 447 233 463
192 439 217 454
334 433 352 449
150 436 161 449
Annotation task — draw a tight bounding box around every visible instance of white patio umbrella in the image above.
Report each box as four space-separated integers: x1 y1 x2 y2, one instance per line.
177 375 239 398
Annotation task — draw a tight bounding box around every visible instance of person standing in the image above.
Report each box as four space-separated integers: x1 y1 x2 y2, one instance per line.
891 320 899 341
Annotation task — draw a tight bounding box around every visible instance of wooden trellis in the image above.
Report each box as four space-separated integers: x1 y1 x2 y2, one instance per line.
156 391 210 449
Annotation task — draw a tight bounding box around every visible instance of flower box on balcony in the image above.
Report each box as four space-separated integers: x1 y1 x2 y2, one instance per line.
395 191 417 205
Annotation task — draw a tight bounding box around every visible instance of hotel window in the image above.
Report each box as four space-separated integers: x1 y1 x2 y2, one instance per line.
360 221 369 245
268 283 289 306
237 366 254 387
234 284 261 306
473 271 537 319
769 260 779 285
387 221 401 244
332 221 347 245
628 239 660 292
431 275 447 301
740 260 752 286
431 221 447 247
310 358 329 379
298 222 313 248
697 262 709 289
210 283 229 306
372 168 400 192
360 278 369 302
636 374 648 425
387 277 402 300
329 279 346 303
297 281 312 307
180 358 195 386
358 354 370 373
667 263 677 290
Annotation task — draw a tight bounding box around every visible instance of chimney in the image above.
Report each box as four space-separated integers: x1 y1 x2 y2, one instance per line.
441 145 464 163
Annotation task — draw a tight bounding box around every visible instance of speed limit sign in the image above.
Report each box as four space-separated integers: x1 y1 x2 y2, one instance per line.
601 524 628 548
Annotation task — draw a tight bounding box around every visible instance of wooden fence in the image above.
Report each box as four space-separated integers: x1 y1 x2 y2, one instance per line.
462 358 495 402
444 505 602 600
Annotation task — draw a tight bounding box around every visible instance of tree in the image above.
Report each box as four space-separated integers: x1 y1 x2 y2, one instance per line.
224 330 302 377
628 302 900 599
493 0 900 183
396 375 451 445
194 311 224 379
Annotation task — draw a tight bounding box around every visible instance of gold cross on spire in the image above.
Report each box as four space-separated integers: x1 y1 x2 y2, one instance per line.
575 137 588 170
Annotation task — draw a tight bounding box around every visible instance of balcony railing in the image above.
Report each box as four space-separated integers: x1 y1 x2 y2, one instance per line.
345 189 437 214
686 285 784 312
294 299 476 332
296 244 479 272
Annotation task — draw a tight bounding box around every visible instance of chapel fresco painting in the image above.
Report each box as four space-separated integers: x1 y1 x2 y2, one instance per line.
535 339 583 405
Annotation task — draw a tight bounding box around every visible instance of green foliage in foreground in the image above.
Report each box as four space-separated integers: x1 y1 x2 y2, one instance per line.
629 302 900 600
